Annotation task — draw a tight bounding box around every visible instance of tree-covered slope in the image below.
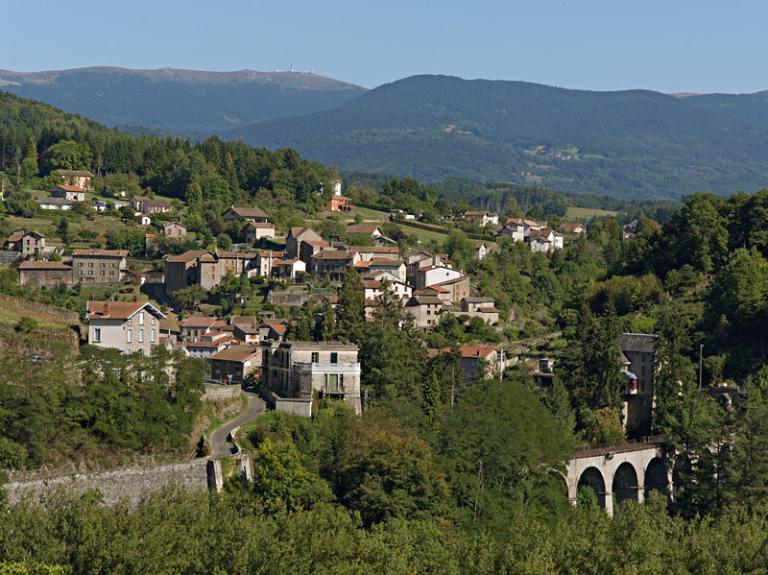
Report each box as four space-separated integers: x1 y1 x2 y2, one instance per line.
228 75 768 199
0 67 366 136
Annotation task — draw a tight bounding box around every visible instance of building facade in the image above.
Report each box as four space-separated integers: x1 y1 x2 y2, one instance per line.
261 341 362 414
86 301 166 355
72 249 128 285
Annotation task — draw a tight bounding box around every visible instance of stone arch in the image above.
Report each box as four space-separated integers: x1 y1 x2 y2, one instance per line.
612 462 640 507
578 467 607 509
644 457 668 499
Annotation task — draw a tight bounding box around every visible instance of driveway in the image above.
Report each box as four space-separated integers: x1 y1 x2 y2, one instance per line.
210 389 265 458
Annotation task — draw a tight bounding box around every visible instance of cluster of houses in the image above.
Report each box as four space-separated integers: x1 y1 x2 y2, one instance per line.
458 210 586 255
83 298 362 416
36 169 176 226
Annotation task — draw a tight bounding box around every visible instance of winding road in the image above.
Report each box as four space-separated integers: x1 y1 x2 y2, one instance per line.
210 389 265 458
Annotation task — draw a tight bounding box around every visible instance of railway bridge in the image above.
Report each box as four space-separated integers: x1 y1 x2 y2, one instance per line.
566 437 672 516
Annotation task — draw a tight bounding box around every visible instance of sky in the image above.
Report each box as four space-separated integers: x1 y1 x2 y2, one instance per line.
2 0 768 93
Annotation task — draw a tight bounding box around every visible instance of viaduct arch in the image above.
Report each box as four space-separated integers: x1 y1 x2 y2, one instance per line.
565 439 672 516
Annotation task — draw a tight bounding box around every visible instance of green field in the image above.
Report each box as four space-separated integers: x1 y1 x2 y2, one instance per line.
397 222 449 243
565 206 621 220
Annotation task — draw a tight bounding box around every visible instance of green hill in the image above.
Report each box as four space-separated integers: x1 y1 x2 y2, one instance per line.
227 75 768 199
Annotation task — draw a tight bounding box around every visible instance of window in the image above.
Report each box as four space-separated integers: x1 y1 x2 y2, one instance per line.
139 330 144 343
330 352 338 364
326 373 339 392
126 329 132 343
311 352 319 363
150 329 156 343
139 312 145 326
151 317 156 326
93 328 101 343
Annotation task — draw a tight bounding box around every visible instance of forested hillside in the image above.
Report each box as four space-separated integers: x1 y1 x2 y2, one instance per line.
0 67 365 136
0 91 339 220
229 75 768 199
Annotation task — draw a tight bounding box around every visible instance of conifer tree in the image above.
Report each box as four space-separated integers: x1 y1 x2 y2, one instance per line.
335 270 365 342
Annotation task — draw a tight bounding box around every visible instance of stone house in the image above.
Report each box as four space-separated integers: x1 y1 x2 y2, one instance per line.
3 230 45 257
51 184 86 202
86 301 167 355
311 250 360 281
179 316 221 340
209 345 260 385
459 344 506 383
222 206 269 223
430 274 471 304
72 249 128 285
299 239 332 267
164 250 256 292
414 265 463 290
286 227 324 259
459 297 500 324
163 222 187 238
243 222 276 242
261 341 362 414
197 251 255 290
231 317 263 346
56 169 93 189
17 261 73 288
403 295 446 329
164 250 209 293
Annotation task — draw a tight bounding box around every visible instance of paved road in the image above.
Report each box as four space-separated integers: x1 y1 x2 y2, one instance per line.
210 389 265 458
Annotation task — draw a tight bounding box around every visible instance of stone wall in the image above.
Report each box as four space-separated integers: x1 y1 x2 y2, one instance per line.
4 460 210 506
275 397 313 417
203 383 242 402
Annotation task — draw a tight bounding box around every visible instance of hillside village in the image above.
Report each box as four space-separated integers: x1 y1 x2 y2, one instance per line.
4 169 636 422
5 88 768 574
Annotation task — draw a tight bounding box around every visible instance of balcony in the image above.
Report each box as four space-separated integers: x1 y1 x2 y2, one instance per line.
294 361 361 375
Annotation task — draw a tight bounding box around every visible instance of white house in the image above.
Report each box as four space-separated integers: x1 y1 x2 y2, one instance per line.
86 301 167 355
414 265 464 290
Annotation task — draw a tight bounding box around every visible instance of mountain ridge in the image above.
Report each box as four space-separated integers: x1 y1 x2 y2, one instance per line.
0 66 366 135
225 74 768 199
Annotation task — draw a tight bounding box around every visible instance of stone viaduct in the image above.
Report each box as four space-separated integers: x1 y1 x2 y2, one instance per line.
565 437 672 516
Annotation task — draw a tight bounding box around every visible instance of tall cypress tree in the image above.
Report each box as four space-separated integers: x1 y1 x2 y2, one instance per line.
336 270 365 342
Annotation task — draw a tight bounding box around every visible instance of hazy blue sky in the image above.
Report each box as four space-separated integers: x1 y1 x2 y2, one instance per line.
3 0 767 92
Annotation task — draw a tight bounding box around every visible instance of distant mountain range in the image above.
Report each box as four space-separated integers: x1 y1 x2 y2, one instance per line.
228 75 768 199
4 68 768 199
0 67 365 136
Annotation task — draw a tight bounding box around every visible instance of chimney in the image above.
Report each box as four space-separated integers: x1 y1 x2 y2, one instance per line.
102 302 109 315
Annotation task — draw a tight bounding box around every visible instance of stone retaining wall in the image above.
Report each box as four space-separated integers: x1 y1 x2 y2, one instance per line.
4 460 210 506
203 383 242 402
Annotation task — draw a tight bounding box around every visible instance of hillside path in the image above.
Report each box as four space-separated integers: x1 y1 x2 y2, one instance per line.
210 389 265 458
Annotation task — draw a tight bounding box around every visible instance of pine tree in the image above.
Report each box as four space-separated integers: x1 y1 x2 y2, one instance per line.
319 303 336 341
